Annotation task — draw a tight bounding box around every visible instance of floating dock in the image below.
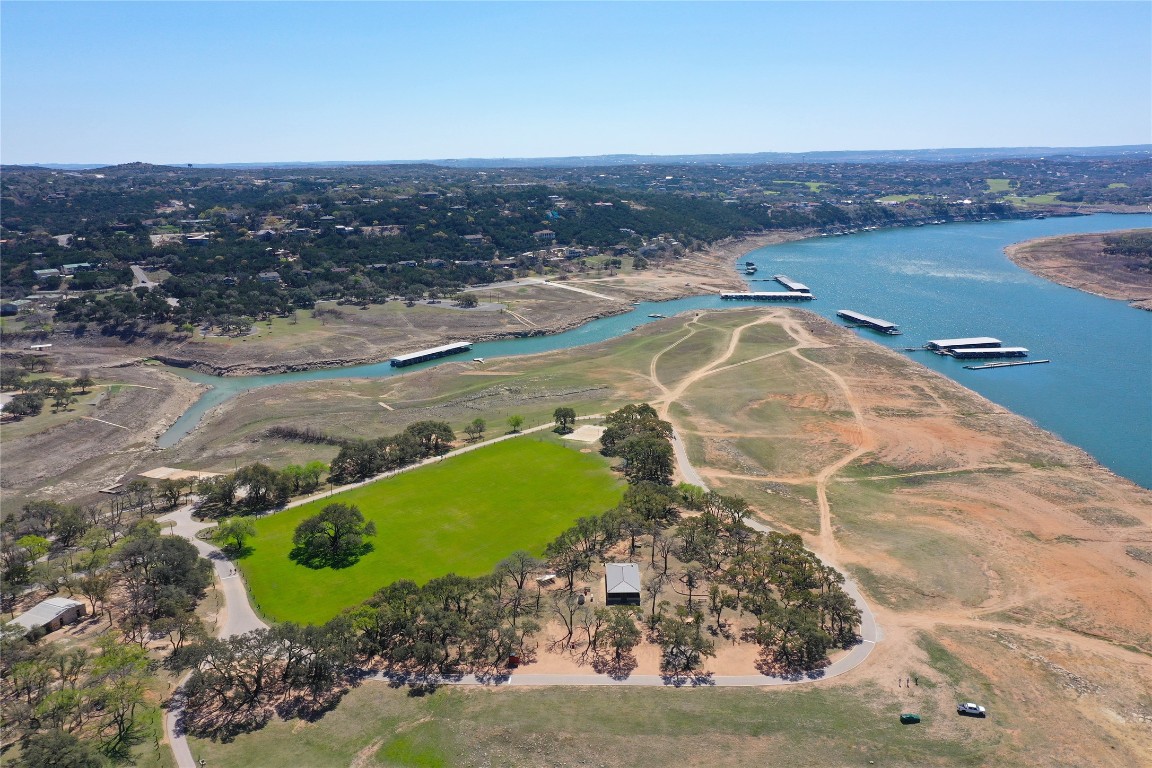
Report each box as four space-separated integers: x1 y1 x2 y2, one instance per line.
926 337 1002 351
964 359 1050 370
837 309 901 335
947 346 1029 360
390 341 473 367
773 274 811 294
720 291 815 302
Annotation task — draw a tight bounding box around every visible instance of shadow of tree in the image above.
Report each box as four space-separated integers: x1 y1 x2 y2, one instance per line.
289 541 374 570
591 651 638 680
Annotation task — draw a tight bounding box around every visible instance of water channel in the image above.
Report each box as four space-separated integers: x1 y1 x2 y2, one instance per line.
160 213 1152 489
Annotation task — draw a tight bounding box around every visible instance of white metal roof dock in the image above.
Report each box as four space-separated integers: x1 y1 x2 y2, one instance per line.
773 274 811 293
926 337 1002 351
837 309 900 334
720 291 814 302
389 341 473 367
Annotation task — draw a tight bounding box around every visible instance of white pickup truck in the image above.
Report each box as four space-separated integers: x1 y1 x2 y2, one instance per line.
957 703 987 717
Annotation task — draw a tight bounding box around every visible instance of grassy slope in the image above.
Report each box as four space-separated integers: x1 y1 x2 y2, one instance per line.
187 683 989 768
241 436 623 624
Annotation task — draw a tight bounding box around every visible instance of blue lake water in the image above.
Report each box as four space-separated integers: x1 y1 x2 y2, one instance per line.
160 214 1152 490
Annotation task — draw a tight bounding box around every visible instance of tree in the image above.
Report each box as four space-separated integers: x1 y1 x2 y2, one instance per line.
19 729 106 768
235 462 290 510
72 372 95 394
7 391 44 417
211 517 257 555
617 433 675 485
552 406 576 434
454 292 479 308
601 606 642 663
404 420 455 455
291 503 376 568
464 417 486 441
507 414 524 433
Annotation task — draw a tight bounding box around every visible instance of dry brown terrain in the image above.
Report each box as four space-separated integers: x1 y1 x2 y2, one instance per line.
1005 229 1152 309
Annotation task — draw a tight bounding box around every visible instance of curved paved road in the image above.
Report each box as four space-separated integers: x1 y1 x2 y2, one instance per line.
158 505 269 768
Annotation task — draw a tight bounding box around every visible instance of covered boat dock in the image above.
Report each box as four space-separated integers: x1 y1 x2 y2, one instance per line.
926 337 1002 351
773 275 811 293
390 341 473 367
837 309 901 335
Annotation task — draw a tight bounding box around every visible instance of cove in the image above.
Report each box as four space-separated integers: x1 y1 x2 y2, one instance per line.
160 214 1152 490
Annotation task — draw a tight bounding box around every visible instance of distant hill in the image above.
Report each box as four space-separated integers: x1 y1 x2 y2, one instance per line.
18 145 1152 171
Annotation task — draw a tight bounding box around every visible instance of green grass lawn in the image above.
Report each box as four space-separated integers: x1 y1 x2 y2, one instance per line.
241 436 624 624
984 178 1014 193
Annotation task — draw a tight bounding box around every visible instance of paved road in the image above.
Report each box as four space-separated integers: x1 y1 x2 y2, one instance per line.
158 505 269 768
130 265 158 290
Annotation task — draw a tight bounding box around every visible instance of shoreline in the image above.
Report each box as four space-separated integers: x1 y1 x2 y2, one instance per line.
1003 229 1152 310
142 230 814 377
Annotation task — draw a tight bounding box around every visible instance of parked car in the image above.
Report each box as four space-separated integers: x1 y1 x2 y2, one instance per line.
957 703 986 717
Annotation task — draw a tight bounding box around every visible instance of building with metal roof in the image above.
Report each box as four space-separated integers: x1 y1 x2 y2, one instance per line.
926 337 1002 351
10 597 86 636
837 309 901 334
773 275 811 293
604 563 642 606
389 342 473 367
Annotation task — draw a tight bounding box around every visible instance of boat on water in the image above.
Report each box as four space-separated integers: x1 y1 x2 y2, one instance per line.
473 357 485 363
745 266 758 274
647 313 665 319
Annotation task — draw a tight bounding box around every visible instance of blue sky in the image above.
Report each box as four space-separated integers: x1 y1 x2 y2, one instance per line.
2 1 1149 164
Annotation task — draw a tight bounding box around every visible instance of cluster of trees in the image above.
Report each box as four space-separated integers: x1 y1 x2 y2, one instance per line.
1 633 155 766
196 460 328 517
1104 230 1152 270
597 403 675 485
0 357 94 419
326 420 455 483
1 517 216 763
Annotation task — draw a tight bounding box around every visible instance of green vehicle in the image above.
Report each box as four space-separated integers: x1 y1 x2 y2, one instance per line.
900 713 922 724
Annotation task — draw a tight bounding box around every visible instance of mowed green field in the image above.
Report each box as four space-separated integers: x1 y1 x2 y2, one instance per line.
241 436 624 624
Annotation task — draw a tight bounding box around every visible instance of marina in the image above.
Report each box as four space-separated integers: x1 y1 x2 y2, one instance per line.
157 214 1152 489
836 309 901 335
720 291 814 302
389 341 473 367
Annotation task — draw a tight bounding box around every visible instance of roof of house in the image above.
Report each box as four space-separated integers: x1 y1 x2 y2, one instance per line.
11 597 85 630
605 563 642 594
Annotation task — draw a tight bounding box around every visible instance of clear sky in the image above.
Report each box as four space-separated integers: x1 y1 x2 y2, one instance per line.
2 1 1149 164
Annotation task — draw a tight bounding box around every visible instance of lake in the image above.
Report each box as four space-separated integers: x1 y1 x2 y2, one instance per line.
160 214 1152 489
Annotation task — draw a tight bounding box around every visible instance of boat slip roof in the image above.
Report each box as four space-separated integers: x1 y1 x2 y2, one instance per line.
389 341 472 363
837 310 898 328
928 337 1002 348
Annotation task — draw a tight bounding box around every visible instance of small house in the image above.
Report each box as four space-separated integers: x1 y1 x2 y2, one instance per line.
604 563 642 606
11 597 87 637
